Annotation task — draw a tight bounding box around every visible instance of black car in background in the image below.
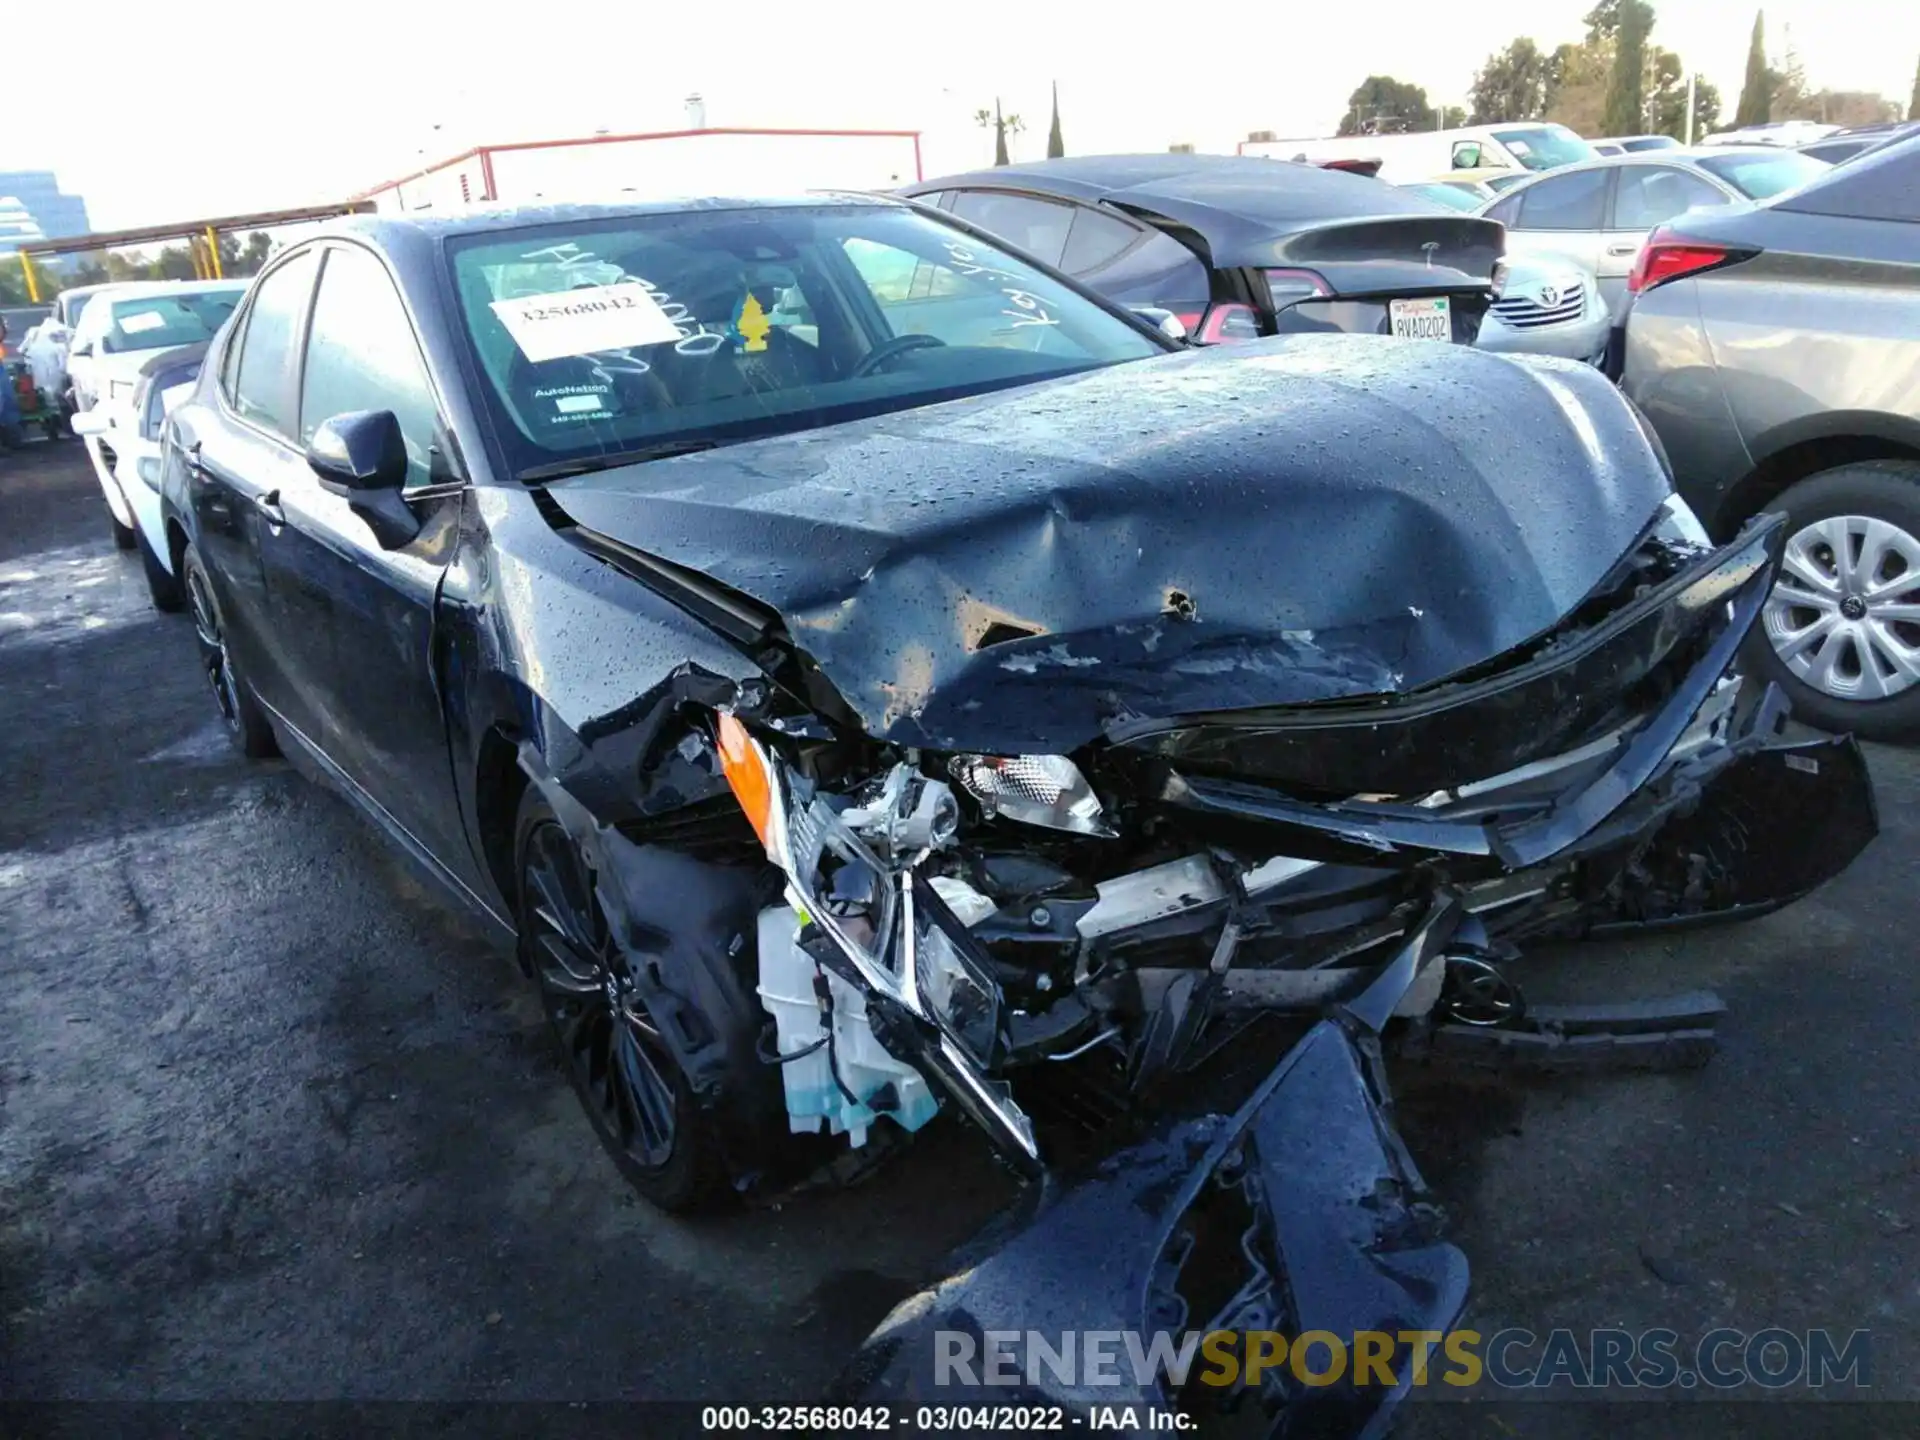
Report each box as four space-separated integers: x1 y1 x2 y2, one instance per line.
901 153 1501 344
155 194 1872 1435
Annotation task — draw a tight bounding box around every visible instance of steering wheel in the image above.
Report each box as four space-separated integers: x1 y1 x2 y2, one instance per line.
851 333 946 378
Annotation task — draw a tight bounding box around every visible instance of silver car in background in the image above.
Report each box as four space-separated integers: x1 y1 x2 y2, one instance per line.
1481 148 1831 321
1625 135 1920 739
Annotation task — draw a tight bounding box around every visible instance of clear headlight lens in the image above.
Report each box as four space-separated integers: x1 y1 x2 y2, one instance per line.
949 753 1114 837
1653 492 1711 548
908 876 1001 1066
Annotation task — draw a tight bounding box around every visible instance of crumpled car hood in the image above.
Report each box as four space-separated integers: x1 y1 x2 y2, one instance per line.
548 337 1670 753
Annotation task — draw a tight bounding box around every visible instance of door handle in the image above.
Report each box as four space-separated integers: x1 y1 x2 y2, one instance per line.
1606 242 1640 256
253 490 285 527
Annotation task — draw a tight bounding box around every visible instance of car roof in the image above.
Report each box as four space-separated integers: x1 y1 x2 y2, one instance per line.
903 153 1450 241
1480 147 1775 202
95 278 250 298
299 194 906 269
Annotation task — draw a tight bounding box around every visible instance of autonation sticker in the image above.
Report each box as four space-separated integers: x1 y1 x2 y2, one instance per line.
490 282 684 362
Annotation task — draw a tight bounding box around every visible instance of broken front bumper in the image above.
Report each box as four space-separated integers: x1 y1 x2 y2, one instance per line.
836 909 1472 1439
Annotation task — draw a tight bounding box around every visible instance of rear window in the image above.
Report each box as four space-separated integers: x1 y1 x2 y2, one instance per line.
1694 150 1830 199
1774 139 1920 223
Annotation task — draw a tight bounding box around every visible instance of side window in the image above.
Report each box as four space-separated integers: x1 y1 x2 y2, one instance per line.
1060 207 1144 273
218 308 249 402
1485 192 1524 227
947 191 1076 266
1611 167 1726 229
1515 170 1608 230
231 249 320 437
908 190 951 210
1072 229 1209 312
299 246 441 488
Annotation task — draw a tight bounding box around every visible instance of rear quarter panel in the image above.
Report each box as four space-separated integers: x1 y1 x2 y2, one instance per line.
1624 278 1752 525
1700 213 1920 465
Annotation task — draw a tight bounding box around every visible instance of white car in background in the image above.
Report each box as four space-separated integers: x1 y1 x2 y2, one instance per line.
67 280 247 551
1476 251 1609 365
73 340 213 611
1477 148 1831 323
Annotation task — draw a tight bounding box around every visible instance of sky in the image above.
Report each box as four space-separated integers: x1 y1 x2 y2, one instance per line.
12 0 1919 231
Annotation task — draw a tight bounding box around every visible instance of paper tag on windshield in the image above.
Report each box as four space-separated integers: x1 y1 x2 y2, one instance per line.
490 283 683 362
118 312 167 334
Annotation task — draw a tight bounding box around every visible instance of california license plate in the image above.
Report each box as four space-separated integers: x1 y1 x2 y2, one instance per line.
1390 296 1452 342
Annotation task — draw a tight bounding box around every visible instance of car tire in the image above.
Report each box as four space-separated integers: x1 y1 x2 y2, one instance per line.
514 786 729 1213
1742 459 1920 741
109 511 137 551
137 526 185 613
181 543 279 758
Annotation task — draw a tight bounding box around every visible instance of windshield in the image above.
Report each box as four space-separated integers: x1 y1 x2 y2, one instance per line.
1695 149 1831 198
1620 136 1681 152
102 289 246 354
447 203 1166 479
1492 126 1600 171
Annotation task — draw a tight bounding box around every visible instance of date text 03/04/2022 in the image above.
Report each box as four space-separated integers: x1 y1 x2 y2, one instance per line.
699 1406 1195 1432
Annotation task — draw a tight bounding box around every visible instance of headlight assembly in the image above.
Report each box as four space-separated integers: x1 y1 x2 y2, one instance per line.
715 714 1034 1161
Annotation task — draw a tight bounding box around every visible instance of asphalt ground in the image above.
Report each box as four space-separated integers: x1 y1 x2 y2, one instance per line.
2 438 1914 1436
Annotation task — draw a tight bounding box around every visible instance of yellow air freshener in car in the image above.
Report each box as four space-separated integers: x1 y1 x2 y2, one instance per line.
733 292 772 353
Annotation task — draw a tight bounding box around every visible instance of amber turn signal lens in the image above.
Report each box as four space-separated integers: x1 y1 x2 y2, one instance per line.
716 714 774 849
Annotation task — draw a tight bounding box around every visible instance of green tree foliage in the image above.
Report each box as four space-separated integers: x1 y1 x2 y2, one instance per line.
975 103 1024 165
1909 56 1919 121
1602 0 1655 135
1547 39 1612 135
1046 82 1064 159
1469 38 1555 123
1735 12 1771 126
1337 76 1442 135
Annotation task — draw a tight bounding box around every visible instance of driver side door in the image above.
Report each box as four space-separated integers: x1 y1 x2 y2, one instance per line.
255 240 483 896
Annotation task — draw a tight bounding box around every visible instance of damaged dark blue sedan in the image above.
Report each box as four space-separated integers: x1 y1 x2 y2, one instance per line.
157 196 1875 1434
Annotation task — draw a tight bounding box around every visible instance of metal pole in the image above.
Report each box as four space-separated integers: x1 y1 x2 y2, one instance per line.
1685 72 1697 144
19 250 40 303
205 226 223 279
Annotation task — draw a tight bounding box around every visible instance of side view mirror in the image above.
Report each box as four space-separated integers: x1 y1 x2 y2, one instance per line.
71 410 110 437
1451 144 1483 169
306 409 420 548
1128 306 1189 342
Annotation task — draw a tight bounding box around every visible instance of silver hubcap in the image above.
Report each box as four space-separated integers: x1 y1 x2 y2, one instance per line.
1764 513 1920 702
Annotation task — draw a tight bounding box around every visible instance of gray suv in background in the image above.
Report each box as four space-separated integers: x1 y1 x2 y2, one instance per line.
1625 134 1920 740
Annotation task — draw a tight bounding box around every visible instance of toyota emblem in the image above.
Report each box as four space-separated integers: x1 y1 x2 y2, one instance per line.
1537 283 1562 307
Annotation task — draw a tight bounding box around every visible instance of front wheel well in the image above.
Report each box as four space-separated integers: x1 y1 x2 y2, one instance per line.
165 516 190 577
474 727 529 919
1719 434 1920 538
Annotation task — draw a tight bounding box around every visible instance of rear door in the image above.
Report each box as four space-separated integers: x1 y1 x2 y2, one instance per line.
255 240 477 885
183 248 323 720
1601 165 1732 317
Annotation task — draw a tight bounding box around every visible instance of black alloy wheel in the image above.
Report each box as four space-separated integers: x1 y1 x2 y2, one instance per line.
515 791 724 1211
182 546 278 758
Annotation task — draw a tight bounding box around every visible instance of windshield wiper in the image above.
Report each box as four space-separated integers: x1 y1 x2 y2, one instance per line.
517 438 720 483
